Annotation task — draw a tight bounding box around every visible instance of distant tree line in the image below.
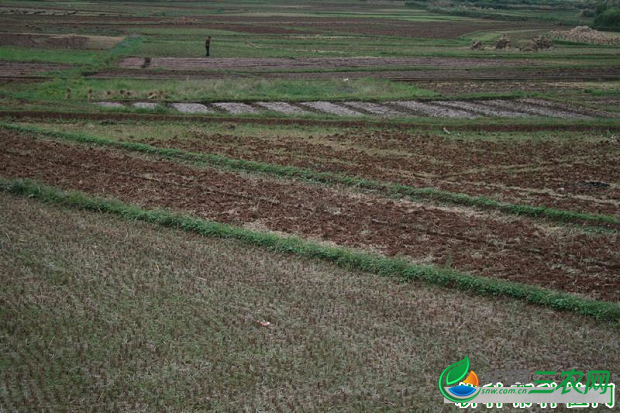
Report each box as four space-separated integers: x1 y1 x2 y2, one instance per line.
406 0 620 31
405 0 590 23
406 0 591 11
590 0 620 30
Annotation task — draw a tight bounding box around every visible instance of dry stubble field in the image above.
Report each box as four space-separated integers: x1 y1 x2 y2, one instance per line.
1 0 620 410
2 193 619 411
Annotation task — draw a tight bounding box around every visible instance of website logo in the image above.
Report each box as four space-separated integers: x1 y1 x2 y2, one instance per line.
439 357 616 409
438 357 481 403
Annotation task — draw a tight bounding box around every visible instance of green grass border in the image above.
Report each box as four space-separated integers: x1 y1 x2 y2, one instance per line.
1 177 618 323
2 121 618 228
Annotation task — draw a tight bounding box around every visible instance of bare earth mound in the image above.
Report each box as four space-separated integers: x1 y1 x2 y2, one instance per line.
551 26 620 45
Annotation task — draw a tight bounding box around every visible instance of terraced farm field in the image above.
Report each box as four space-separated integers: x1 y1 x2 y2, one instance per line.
2 127 619 299
1 0 619 410
94 98 616 119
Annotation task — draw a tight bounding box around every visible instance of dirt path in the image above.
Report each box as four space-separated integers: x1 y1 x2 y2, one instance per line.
1 131 618 301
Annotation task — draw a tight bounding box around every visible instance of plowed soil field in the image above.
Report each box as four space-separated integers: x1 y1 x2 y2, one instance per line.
0 61 70 77
120 56 530 71
158 16 552 39
1 130 618 301
137 130 620 216
0 33 122 49
0 13 553 38
101 60 620 83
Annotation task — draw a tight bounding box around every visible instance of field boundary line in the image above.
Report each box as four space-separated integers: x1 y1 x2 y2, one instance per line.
1 177 619 323
2 122 618 229
2 111 620 132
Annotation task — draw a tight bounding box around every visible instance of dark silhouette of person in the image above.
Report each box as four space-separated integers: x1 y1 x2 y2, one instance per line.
205 36 211 57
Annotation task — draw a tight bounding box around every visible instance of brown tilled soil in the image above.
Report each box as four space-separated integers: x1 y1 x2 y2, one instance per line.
5 110 620 133
99 63 620 83
120 56 532 71
188 23 310 35
0 12 553 39
417 80 620 94
0 61 70 77
162 16 552 39
0 33 122 50
1 130 618 301
137 130 620 216
1 14 550 38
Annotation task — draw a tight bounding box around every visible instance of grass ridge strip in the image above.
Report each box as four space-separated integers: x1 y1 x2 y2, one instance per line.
2 121 618 228
3 111 620 132
1 177 619 323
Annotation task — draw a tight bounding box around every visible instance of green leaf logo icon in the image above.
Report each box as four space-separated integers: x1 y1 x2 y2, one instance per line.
439 357 479 403
445 357 470 386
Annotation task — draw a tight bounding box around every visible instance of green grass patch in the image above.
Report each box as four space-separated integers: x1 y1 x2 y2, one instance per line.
3 77 437 102
0 35 142 71
0 46 100 65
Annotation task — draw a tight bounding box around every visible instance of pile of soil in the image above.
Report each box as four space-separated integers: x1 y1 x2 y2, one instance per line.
551 26 620 45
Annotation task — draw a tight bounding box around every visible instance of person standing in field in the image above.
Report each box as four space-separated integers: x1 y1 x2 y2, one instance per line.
205 36 211 57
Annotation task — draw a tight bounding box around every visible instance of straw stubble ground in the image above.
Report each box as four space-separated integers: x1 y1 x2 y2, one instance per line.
1 193 619 411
